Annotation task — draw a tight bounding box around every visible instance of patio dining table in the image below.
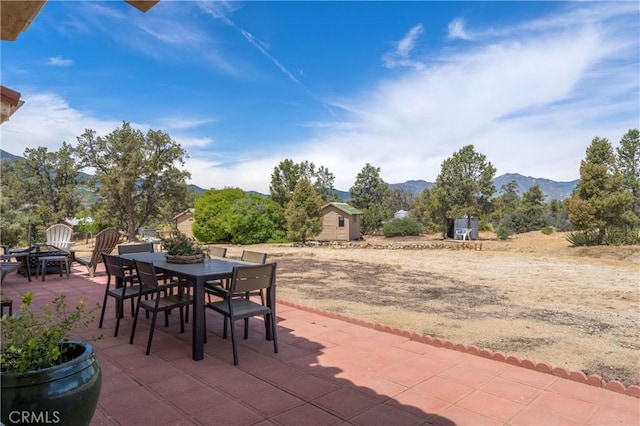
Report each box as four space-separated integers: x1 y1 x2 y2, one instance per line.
119 252 251 360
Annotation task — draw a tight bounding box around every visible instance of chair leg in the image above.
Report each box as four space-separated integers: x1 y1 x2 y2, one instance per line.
244 318 249 340
98 292 109 329
146 311 158 355
270 313 278 354
179 307 185 333
229 315 239 365
222 316 228 339
129 303 141 344
114 305 122 337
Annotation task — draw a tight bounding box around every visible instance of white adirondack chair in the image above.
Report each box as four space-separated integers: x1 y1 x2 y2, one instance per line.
46 224 74 252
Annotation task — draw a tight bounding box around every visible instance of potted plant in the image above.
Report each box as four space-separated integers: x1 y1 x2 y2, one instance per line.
162 232 205 263
1 292 102 426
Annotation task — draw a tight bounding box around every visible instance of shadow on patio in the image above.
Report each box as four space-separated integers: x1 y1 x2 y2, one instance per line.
1 266 637 425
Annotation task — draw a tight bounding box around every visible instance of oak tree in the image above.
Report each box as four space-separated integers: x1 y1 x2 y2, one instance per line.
74 122 191 240
270 159 337 208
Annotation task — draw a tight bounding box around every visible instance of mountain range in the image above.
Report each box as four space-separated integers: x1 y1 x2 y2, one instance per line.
334 173 577 201
1 150 578 201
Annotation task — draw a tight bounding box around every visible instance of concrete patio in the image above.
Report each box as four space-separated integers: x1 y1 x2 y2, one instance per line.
1 265 638 425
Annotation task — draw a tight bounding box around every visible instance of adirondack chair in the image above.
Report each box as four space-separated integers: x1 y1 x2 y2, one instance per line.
73 228 121 277
46 224 74 252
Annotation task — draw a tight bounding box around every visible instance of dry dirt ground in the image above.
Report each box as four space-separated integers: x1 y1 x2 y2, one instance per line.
227 231 640 387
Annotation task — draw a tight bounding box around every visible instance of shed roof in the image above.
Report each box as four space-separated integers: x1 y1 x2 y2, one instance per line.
322 202 363 215
173 208 194 220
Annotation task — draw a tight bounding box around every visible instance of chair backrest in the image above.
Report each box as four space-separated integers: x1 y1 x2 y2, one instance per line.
133 260 161 290
229 263 276 294
102 253 127 280
46 224 73 252
118 243 154 255
208 246 227 258
241 250 267 264
89 228 121 266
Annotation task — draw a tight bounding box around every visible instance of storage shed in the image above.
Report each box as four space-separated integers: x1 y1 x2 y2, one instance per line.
173 208 195 239
394 209 409 219
316 202 363 242
446 216 479 240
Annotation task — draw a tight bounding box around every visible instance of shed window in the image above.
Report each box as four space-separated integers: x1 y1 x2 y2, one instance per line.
338 216 345 227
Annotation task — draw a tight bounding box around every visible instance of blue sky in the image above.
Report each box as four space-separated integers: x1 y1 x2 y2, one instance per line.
1 1 638 193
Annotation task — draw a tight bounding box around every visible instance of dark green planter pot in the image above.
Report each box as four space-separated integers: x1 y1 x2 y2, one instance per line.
1 341 102 426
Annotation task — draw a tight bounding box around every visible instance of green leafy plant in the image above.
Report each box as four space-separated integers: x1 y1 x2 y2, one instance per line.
161 232 204 256
566 230 600 246
541 226 555 235
1 292 98 373
383 217 424 237
496 223 512 240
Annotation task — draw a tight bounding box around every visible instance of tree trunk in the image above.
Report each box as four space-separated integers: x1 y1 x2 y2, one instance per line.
127 219 137 242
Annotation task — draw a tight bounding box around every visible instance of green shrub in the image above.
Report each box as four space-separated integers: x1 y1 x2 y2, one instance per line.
496 224 512 240
541 226 554 235
383 217 424 237
266 231 289 244
602 227 640 245
567 227 640 246
566 231 601 246
1 292 99 373
479 220 493 232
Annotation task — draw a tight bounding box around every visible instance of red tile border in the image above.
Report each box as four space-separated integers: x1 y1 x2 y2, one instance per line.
279 300 640 398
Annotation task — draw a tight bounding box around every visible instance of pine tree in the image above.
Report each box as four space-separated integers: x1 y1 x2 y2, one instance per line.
432 145 496 232
567 136 636 244
349 164 390 234
616 129 640 215
285 179 323 244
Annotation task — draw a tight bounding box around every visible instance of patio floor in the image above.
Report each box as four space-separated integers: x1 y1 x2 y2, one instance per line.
1 266 638 425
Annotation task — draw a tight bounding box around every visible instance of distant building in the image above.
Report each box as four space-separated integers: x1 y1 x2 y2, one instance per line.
173 208 195 239
394 210 409 219
316 202 363 242
446 216 479 240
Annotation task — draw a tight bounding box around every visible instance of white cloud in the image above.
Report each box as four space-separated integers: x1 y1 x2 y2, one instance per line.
397 24 424 57
3 3 637 195
47 56 73 67
299 5 639 189
156 117 218 131
382 24 426 70
0 92 120 155
447 19 472 41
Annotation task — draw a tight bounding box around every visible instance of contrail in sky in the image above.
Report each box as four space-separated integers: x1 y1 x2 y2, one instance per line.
200 2 335 116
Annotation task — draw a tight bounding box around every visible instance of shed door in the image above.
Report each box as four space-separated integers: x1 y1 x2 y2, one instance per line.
336 215 347 241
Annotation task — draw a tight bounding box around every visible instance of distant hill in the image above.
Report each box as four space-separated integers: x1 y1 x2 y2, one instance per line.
0 150 22 162
493 173 578 201
0 150 577 201
383 174 577 201
389 180 435 196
